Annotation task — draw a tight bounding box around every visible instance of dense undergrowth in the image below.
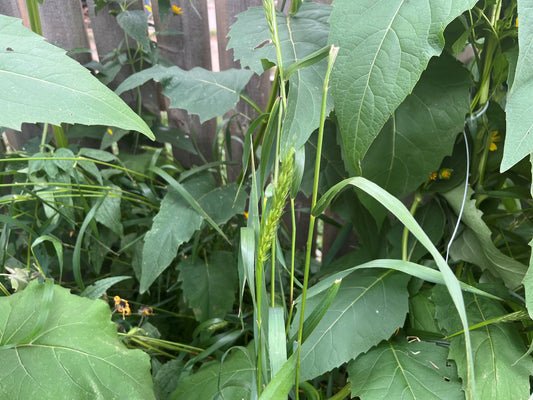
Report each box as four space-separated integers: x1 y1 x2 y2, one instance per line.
1 0 533 399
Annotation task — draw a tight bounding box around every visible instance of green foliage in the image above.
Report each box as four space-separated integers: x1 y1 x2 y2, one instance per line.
294 269 410 381
329 0 477 173
2 0 533 399
0 14 153 139
116 65 254 123
0 280 154 399
348 338 463 399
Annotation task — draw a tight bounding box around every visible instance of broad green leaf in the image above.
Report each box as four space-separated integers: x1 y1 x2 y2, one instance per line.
362 55 471 197
293 269 410 381
169 346 255 400
140 175 245 293
0 281 154 399
228 3 333 158
443 185 527 288
348 339 462 400
329 0 477 173
433 285 533 399
140 187 202 293
177 251 237 322
116 65 253 123
116 10 150 50
501 0 533 171
0 15 153 139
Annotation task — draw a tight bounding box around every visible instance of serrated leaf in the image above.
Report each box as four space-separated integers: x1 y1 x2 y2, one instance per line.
0 15 153 139
443 185 527 288
116 65 253 123
329 0 477 173
0 281 154 399
362 55 471 197
228 3 333 158
292 269 409 381
178 251 237 322
433 285 533 399
116 10 150 50
501 0 533 171
169 346 255 400
348 339 462 400
140 176 245 293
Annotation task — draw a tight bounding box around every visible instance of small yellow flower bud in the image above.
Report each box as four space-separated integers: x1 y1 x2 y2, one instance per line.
172 5 183 15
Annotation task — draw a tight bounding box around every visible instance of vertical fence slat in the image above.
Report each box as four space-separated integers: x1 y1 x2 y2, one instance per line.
155 0 216 165
215 0 271 180
86 0 159 114
38 0 91 64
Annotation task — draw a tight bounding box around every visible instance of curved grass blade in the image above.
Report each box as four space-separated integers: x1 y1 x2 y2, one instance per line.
312 176 475 399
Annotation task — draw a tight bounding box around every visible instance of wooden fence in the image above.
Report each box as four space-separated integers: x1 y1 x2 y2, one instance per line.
1 1 329 156
0 0 341 253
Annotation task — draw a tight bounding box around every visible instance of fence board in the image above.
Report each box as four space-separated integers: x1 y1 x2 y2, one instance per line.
154 0 216 165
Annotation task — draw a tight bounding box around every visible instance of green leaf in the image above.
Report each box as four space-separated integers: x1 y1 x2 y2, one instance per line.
140 175 245 293
501 0 533 171
178 251 237 322
348 338 463 400
312 176 475 397
0 281 154 399
0 15 153 139
268 307 287 377
433 285 533 399
362 55 471 197
228 3 333 157
116 65 253 123
140 187 203 293
329 0 477 173
169 346 256 400
95 184 124 237
116 10 150 50
80 276 132 300
293 269 410 381
443 185 527 288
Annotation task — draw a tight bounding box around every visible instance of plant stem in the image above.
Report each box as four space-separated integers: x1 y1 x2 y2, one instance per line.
25 0 42 35
401 191 422 261
286 197 297 335
295 45 338 398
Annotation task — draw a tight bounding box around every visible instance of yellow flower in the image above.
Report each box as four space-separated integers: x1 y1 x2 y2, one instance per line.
113 296 131 319
244 211 249 219
440 169 452 179
107 128 113 135
172 5 183 15
429 171 438 181
489 130 501 151
144 4 152 13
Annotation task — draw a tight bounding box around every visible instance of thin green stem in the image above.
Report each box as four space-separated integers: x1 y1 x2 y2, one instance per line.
25 0 42 35
39 123 48 153
286 197 297 335
401 191 422 261
0 156 153 180
295 45 338 398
